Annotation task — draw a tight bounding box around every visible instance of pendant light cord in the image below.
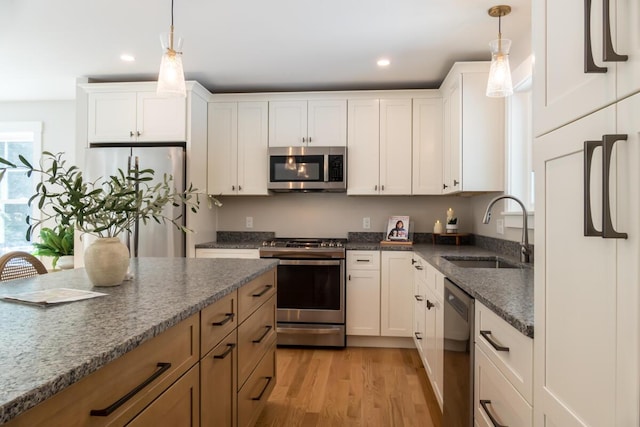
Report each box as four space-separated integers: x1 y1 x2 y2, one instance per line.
171 0 174 27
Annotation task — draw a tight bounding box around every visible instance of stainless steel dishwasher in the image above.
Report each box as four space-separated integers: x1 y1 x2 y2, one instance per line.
442 278 475 427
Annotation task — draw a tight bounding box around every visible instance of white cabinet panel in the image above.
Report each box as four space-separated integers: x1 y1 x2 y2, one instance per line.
347 99 380 195
412 98 443 195
380 251 413 337
88 92 137 142
269 100 346 147
346 251 380 336
136 93 186 142
268 100 307 147
379 99 412 195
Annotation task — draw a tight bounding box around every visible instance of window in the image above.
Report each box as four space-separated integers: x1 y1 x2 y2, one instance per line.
504 58 534 229
0 122 42 253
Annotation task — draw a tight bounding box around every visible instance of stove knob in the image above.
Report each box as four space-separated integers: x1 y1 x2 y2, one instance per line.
320 242 327 247
336 242 343 247
328 241 335 247
270 241 276 247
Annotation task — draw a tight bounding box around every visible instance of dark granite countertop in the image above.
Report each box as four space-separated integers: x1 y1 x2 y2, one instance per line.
0 257 278 424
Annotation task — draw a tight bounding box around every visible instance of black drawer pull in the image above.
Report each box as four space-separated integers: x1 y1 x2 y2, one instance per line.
480 330 510 352
426 300 435 310
584 0 607 73
414 294 424 301
90 362 171 417
252 284 273 298
212 312 235 326
252 325 273 343
251 376 273 401
414 265 424 270
480 399 508 427
213 343 236 359
414 332 423 340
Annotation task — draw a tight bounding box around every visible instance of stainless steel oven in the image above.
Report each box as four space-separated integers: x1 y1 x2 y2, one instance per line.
259 238 346 347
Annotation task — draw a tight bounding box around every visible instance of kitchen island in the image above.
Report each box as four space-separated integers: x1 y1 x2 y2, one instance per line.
0 257 278 425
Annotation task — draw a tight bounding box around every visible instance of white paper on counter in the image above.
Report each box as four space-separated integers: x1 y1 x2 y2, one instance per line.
1 288 107 307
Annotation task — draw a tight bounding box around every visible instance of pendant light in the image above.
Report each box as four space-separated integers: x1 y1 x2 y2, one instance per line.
157 0 186 97
486 5 513 98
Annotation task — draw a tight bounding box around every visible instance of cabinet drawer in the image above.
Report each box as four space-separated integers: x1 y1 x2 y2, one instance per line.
201 331 238 427
128 364 200 427
238 295 277 388
475 347 532 427
201 290 237 357
238 341 277 427
238 269 277 323
347 250 380 270
6 314 199 426
412 254 426 282
475 302 533 403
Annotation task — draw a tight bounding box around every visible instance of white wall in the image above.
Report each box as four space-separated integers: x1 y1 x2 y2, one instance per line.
215 193 474 238
0 100 76 159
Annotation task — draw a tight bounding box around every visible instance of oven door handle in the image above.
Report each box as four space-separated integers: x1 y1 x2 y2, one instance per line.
277 259 343 266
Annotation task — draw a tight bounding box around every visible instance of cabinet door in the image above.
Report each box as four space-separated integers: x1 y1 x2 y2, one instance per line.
237 102 269 195
136 92 186 142
442 82 461 194
532 0 615 137
346 268 381 336
412 98 443 195
423 286 443 408
201 332 238 427
379 99 412 195
128 365 200 427
616 0 640 100
87 92 137 142
268 100 307 147
347 99 380 195
307 100 347 146
208 102 238 195
380 251 414 337
534 105 618 427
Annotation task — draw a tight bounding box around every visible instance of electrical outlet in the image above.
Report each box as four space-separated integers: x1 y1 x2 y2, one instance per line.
363 217 371 229
496 219 504 235
246 216 253 229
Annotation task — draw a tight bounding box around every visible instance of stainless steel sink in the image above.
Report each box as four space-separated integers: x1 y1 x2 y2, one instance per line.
442 256 520 269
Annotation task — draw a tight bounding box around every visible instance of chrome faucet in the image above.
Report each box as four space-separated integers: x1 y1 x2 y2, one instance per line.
482 195 531 263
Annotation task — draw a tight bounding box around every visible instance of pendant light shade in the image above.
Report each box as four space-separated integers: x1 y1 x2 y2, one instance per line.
486 5 513 98
157 0 186 97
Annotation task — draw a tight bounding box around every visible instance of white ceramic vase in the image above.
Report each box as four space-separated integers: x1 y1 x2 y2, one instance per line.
446 224 458 234
84 237 130 287
57 255 75 270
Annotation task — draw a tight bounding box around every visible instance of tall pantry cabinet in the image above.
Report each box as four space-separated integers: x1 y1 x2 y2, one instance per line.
533 1 640 426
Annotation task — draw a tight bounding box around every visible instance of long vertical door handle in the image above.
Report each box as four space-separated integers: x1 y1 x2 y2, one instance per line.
602 134 628 239
584 0 608 73
584 140 602 237
602 0 628 62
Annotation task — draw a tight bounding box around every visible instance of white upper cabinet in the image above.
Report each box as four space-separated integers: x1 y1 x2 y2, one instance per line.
347 98 412 195
440 63 504 194
533 0 640 137
88 91 186 143
412 98 444 195
268 100 346 147
208 101 269 195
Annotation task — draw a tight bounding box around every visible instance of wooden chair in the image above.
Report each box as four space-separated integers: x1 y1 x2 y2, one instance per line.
0 251 48 282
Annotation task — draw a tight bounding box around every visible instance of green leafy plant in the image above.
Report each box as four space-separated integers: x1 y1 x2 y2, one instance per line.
32 225 74 269
0 151 201 239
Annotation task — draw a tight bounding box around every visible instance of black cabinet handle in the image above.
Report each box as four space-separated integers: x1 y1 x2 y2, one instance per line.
212 312 235 326
252 284 273 297
213 343 236 359
602 134 628 239
414 332 423 340
584 140 602 237
602 0 628 62
426 300 435 310
584 0 607 73
480 330 510 352
414 294 424 301
443 183 448 190
90 362 171 417
480 400 508 427
251 376 273 401
252 325 273 343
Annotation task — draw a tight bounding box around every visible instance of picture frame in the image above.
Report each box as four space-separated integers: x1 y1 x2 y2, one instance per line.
385 215 410 241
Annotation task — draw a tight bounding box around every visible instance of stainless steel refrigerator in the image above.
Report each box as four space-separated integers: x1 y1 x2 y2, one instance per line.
84 143 186 257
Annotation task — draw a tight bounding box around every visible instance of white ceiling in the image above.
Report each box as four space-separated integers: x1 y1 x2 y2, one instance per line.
0 0 531 101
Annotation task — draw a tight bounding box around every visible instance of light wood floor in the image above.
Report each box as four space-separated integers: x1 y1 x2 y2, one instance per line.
255 347 442 427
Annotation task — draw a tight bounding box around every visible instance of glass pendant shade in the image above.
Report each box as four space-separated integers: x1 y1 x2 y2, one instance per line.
486 38 513 97
157 32 186 97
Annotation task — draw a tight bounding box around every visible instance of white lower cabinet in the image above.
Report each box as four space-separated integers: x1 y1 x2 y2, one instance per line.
195 248 260 259
474 301 532 426
380 251 414 337
346 251 381 336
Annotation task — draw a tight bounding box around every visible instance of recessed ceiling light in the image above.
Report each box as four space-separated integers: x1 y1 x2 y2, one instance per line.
120 54 135 62
377 59 391 67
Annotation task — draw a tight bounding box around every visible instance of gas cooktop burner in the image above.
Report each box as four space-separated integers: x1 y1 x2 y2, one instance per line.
259 238 346 258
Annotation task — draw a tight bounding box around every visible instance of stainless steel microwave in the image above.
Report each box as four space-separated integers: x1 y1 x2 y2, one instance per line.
268 146 346 192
